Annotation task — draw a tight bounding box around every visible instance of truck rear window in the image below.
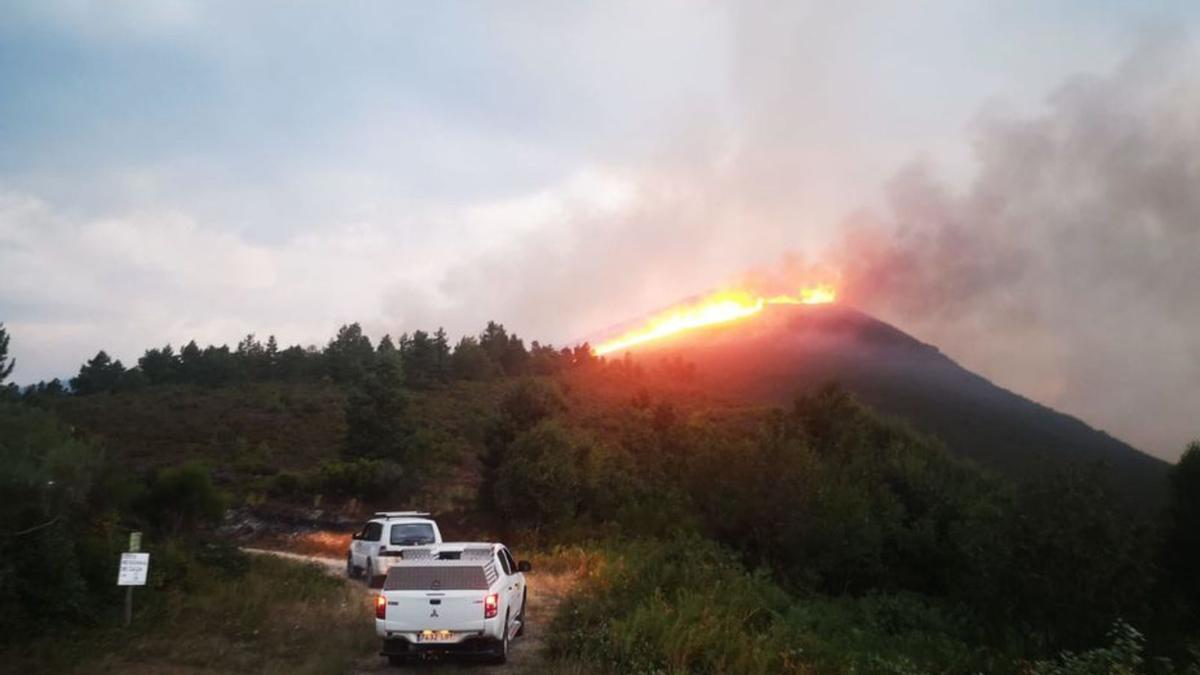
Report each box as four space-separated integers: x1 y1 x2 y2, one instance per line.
388 523 436 546
383 565 493 591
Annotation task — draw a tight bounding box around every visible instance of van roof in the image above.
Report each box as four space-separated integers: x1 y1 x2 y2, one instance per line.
373 511 430 519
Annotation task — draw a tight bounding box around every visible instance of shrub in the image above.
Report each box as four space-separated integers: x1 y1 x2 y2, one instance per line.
1026 621 1145 675
309 458 404 502
493 421 582 530
498 378 566 432
137 462 227 537
266 470 303 499
0 403 125 638
548 538 797 675
548 538 993 675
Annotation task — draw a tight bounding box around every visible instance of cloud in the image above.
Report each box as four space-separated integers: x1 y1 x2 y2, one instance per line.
3 2 1197 461
0 167 651 379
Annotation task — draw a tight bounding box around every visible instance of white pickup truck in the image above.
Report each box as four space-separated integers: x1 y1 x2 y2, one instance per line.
374 542 531 665
347 512 443 588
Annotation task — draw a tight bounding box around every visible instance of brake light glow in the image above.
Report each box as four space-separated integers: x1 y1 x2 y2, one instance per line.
484 593 499 619
375 594 387 619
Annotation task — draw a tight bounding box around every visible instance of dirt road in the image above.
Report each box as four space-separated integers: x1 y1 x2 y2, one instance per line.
243 549 576 675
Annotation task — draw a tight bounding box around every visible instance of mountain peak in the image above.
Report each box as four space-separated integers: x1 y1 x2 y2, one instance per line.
603 301 1167 508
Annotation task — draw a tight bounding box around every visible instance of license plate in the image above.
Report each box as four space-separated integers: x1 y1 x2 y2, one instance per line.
418 630 453 642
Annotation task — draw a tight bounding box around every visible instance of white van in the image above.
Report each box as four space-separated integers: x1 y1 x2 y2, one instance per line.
347 512 443 587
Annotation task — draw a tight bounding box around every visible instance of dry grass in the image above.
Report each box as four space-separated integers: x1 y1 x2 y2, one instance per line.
2 554 374 675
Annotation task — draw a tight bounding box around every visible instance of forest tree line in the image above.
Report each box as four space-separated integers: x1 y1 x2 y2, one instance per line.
10 321 599 400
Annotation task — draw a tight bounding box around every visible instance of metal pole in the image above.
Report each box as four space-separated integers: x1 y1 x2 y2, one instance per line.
123 530 140 627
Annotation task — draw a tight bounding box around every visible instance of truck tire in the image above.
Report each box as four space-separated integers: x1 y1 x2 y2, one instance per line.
387 655 408 667
515 589 527 637
365 560 377 587
346 553 357 579
490 611 510 664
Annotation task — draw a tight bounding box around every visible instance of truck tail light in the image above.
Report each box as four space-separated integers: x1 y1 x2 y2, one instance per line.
484 593 498 619
375 594 387 619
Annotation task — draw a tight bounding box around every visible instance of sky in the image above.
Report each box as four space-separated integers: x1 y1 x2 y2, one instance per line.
1 1 1197 461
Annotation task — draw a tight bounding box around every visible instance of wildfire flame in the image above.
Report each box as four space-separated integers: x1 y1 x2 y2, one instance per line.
593 284 836 356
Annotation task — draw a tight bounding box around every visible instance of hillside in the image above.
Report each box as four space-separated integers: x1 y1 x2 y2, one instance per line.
616 303 1170 506
4 318 1198 673
41 305 1171 510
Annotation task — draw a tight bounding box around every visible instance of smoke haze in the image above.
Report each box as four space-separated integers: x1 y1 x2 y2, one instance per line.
1 2 1197 460
436 37 1200 460
833 39 1200 460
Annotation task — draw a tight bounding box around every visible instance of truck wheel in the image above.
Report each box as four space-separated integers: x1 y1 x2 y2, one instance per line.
491 611 510 664
515 589 527 637
346 553 356 579
386 655 408 667
365 560 376 587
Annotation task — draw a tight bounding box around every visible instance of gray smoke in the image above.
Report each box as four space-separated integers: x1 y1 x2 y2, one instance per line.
835 38 1200 459
426 37 1200 460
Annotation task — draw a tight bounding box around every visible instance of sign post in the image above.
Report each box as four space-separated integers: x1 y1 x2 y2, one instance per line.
118 532 148 627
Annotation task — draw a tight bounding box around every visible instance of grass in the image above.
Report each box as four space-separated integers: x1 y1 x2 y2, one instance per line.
1 553 374 675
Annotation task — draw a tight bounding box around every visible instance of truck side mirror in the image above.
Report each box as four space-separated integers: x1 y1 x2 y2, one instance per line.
351 532 361 540
517 560 532 573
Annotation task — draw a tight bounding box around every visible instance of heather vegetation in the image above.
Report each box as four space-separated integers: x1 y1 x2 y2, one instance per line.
1 320 1199 673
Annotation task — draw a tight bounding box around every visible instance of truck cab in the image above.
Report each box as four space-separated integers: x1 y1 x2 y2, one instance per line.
347 512 443 587
374 542 531 665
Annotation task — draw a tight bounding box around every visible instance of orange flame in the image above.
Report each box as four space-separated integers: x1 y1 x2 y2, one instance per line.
593 284 836 356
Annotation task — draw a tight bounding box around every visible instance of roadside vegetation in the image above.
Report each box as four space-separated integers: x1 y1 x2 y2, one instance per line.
2 320 1199 674
4 552 372 675
494 378 1200 673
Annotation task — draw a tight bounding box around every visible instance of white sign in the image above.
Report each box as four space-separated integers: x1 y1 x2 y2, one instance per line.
117 552 150 586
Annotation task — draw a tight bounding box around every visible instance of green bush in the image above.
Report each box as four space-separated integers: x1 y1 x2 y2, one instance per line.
266 469 303 499
548 538 796 675
548 539 993 675
498 378 567 431
137 461 227 537
493 420 582 530
308 458 404 502
1026 622 1145 675
0 403 126 638
783 593 984 674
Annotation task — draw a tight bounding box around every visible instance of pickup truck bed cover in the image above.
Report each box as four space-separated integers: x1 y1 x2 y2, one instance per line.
383 559 499 591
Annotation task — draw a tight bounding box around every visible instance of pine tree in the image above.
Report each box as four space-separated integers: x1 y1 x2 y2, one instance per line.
138 345 179 384
264 335 279 378
377 334 397 355
404 330 438 388
236 334 267 380
450 336 496 380
70 351 128 394
325 323 375 383
1164 441 1200 626
344 356 412 460
0 323 14 385
179 340 204 383
433 328 451 381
